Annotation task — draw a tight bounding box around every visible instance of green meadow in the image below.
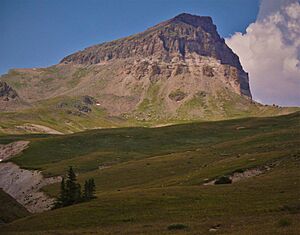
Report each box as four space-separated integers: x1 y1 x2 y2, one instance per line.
0 112 299 234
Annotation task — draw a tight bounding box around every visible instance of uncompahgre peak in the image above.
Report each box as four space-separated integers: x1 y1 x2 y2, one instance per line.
61 13 252 99
2 13 289 129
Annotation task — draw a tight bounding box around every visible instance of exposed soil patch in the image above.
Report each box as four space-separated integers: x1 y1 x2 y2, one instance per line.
231 166 270 182
152 123 175 128
98 165 111 170
0 141 29 161
15 123 63 134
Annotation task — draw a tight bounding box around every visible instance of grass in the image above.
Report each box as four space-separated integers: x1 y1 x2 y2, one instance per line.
67 67 89 87
0 112 299 234
0 96 123 134
135 82 166 120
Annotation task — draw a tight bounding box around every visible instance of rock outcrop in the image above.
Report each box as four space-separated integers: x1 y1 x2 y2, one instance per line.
0 81 18 101
0 141 61 213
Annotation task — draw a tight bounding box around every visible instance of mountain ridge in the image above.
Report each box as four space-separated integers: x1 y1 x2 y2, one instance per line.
61 13 244 71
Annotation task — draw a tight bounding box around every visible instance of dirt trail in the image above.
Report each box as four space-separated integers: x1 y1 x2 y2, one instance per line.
0 141 61 213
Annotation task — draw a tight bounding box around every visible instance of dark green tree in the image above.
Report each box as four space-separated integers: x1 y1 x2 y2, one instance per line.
54 168 96 209
54 177 67 208
65 166 82 205
83 178 96 200
83 180 90 200
89 178 96 199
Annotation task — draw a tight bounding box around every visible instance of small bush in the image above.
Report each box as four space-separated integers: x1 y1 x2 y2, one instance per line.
278 218 291 227
214 176 232 185
233 168 245 174
167 223 188 230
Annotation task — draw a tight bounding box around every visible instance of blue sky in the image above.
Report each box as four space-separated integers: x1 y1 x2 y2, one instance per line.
0 0 259 75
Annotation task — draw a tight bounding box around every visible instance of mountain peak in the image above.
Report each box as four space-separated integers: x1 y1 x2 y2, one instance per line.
60 13 250 97
171 13 213 28
61 13 240 68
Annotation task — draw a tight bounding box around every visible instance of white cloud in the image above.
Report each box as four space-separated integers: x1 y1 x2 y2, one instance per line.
226 0 300 106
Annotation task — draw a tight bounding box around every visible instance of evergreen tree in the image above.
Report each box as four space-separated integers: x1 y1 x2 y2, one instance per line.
83 178 96 201
65 166 81 205
89 178 96 199
54 168 96 209
54 177 66 208
83 180 90 200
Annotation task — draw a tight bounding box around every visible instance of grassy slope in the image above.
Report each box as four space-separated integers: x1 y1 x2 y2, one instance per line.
1 65 299 135
0 112 299 234
0 189 30 224
0 96 131 135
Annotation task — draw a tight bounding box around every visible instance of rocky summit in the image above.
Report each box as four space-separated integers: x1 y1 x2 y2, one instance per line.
0 13 293 133
61 13 251 98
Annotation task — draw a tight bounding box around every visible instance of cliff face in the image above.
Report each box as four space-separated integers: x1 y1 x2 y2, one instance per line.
61 13 251 98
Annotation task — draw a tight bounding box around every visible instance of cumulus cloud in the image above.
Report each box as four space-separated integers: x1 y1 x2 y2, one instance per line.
226 0 300 106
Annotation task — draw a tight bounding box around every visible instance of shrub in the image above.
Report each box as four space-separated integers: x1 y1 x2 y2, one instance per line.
214 176 232 185
278 218 291 227
167 223 188 230
233 168 245 174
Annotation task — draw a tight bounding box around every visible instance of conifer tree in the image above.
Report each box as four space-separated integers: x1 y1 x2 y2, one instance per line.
65 166 81 205
83 180 90 200
54 177 66 208
89 178 96 199
83 178 96 200
54 168 96 209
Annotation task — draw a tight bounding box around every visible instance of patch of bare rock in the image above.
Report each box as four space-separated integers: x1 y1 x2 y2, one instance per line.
0 141 30 162
204 166 271 185
0 163 61 213
15 123 63 135
0 141 61 213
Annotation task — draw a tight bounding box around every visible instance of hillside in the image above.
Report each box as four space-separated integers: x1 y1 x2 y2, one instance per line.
0 112 299 234
0 189 29 224
0 13 298 134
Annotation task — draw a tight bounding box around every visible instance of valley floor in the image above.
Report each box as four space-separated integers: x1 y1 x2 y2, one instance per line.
0 112 299 234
